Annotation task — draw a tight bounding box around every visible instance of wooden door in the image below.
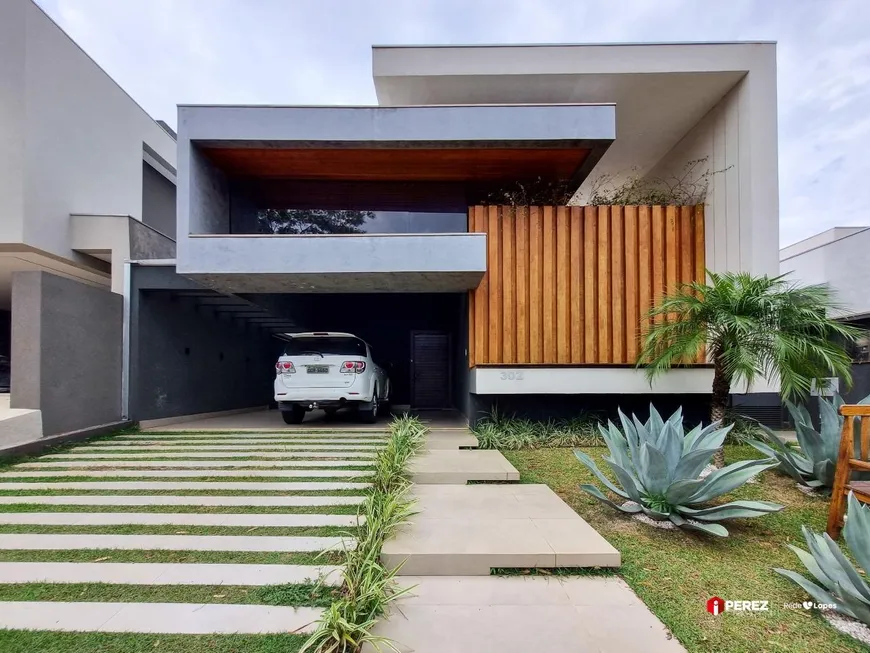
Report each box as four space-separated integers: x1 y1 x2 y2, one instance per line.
411 332 451 409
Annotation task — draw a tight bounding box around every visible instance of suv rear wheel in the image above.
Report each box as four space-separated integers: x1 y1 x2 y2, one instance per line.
281 405 306 425
359 389 378 424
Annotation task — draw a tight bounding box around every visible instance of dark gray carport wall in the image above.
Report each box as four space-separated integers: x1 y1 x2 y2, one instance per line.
129 265 281 421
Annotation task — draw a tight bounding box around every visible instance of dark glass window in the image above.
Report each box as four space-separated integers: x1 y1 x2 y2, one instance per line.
284 336 367 357
257 209 466 235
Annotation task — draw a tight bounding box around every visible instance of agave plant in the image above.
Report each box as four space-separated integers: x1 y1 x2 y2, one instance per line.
749 393 870 489
775 492 870 626
575 405 784 537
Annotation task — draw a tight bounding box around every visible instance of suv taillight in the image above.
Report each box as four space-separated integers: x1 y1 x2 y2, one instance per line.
341 361 366 374
276 361 295 374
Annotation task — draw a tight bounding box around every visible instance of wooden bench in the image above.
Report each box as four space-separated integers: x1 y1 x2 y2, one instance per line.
826 404 870 538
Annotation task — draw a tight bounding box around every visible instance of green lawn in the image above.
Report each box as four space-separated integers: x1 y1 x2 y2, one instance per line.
503 446 867 653
0 631 307 653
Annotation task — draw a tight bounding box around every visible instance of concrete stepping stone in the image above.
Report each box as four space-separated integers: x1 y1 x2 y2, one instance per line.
0 533 353 552
44 451 376 459
0 601 322 634
0 494 365 507
16 460 373 468
0 481 369 491
365 576 684 653
0 470 370 479
381 484 620 575
74 443 380 451
0 512 361 527
424 430 479 450
410 450 519 483
0 561 342 585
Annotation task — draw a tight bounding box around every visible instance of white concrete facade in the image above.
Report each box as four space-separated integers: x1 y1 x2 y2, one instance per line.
780 227 870 319
373 42 780 279
374 43 780 396
0 0 177 304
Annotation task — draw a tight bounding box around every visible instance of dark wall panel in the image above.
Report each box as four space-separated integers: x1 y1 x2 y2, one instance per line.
142 162 177 240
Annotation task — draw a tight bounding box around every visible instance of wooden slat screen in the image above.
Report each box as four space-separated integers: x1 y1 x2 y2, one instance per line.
468 204 706 367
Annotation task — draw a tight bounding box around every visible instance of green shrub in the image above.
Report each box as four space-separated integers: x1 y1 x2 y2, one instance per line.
574 405 783 537
775 492 870 625
301 414 425 653
473 408 602 450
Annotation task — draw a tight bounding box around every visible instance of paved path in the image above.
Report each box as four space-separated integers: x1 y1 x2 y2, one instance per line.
0 431 382 637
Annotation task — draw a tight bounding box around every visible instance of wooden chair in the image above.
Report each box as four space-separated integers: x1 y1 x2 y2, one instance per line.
826 404 870 538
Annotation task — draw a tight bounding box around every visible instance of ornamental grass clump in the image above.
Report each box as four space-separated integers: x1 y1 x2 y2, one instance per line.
749 393 870 490
775 492 870 626
574 405 784 537
301 414 425 653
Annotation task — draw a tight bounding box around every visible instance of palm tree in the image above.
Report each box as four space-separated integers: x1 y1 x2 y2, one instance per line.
638 271 859 467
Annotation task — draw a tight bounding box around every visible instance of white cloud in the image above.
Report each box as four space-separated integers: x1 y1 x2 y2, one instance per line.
34 0 870 246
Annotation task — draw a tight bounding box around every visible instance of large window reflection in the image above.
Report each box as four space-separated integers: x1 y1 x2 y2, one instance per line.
257 209 466 235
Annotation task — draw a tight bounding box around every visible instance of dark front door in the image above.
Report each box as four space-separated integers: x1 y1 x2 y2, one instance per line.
411 331 451 409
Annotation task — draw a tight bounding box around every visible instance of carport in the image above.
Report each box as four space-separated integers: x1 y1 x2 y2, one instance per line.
129 265 470 428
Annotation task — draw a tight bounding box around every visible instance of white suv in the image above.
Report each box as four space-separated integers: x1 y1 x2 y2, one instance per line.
274 332 390 424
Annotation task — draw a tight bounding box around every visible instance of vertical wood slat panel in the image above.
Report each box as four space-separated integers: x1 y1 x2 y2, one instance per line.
570 207 584 363
610 206 625 364
542 206 557 363
651 206 666 326
468 204 706 367
556 207 571 363
487 206 502 363
624 206 639 363
528 207 543 364
597 206 612 363
515 207 529 364
694 204 707 363
473 206 488 365
584 206 598 362
638 206 652 353
502 207 515 365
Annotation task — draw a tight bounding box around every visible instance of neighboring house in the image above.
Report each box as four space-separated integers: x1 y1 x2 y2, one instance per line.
781 226 870 402
128 41 781 427
0 0 176 441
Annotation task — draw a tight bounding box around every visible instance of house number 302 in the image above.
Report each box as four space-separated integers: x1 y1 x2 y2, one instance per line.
500 371 524 381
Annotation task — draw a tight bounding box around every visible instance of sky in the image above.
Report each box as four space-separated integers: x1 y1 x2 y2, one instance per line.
35 0 870 247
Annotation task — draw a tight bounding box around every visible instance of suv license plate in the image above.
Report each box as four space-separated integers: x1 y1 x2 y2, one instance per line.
306 366 329 374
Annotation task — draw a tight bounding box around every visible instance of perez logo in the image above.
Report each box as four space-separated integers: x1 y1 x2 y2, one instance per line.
707 597 769 615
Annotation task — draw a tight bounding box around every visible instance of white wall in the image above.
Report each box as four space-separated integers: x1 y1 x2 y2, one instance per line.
0 0 176 268
640 51 779 278
0 0 26 244
780 228 870 318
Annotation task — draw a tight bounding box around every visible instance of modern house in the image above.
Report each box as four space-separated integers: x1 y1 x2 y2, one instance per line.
1 4 784 441
0 0 176 442
781 226 870 401
131 41 781 428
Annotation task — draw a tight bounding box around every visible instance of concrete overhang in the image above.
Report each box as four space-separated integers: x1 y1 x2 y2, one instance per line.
179 233 487 294
179 104 615 186
372 42 773 189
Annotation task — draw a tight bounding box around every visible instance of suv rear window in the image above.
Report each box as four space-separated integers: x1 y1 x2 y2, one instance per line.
284 337 367 357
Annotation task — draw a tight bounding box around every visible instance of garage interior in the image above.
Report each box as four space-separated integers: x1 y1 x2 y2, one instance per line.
130 265 469 424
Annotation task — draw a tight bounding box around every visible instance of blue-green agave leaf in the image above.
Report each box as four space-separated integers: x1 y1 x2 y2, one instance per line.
793 419 826 466
669 512 729 537
638 442 671 496
605 421 633 470
672 447 718 481
785 543 833 588
648 404 665 440
833 583 870 625
574 450 629 499
660 422 684 478
691 424 731 453
664 478 706 506
618 408 641 463
677 500 783 521
640 504 670 521
579 484 641 513
818 397 842 462
823 534 870 602
687 458 778 505
603 457 644 504
774 569 843 612
845 492 870 583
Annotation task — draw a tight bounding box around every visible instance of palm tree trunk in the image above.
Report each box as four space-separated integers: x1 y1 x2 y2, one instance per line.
710 357 731 468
